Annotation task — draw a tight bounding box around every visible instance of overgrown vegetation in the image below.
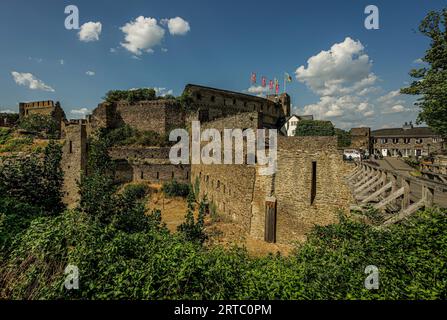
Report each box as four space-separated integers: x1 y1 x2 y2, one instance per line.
0 113 19 125
103 88 178 104
104 88 158 103
0 141 64 252
0 136 33 153
162 180 191 198
295 120 335 136
18 114 59 138
105 124 171 147
335 128 352 148
404 158 421 169
0 128 12 145
177 191 207 244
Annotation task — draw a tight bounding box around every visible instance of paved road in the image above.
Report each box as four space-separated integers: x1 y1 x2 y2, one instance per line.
374 158 447 208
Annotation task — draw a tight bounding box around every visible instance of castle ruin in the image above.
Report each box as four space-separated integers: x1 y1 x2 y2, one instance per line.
19 84 353 244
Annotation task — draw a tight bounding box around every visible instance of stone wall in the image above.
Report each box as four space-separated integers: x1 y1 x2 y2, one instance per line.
90 100 184 135
110 146 190 185
115 161 190 184
250 136 353 243
350 127 371 152
109 146 172 161
184 84 289 127
61 122 87 207
191 133 353 244
191 164 257 232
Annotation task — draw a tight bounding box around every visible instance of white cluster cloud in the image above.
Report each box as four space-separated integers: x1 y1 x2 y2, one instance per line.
154 87 174 97
78 22 102 42
11 71 55 92
161 17 191 35
378 90 410 114
296 37 375 96
120 16 190 55
86 71 95 76
295 37 413 128
120 17 165 55
247 85 270 97
70 108 91 118
0 109 17 114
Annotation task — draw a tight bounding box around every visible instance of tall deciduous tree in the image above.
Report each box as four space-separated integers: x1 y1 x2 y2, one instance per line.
401 8 447 137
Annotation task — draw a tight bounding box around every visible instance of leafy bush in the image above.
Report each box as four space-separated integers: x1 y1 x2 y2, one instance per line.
405 158 421 169
336 128 352 148
0 137 33 152
295 120 335 136
177 192 207 244
0 140 64 215
0 113 19 126
0 128 12 145
104 88 157 104
18 114 59 137
105 125 170 147
122 183 148 200
162 180 191 197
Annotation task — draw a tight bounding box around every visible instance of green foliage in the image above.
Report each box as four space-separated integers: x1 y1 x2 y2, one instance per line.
0 113 19 125
122 183 148 200
2 207 447 299
193 175 200 198
401 8 447 137
0 128 12 145
162 180 191 198
0 140 64 215
18 114 59 137
335 128 352 148
177 192 207 244
104 88 157 104
295 120 335 136
404 158 421 169
79 131 116 223
176 91 193 109
105 125 170 147
0 137 33 152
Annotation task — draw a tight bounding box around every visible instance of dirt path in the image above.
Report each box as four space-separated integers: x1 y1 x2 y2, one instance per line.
144 184 294 256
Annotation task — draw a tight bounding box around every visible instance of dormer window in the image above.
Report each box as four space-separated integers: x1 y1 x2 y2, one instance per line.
196 93 202 100
211 96 215 102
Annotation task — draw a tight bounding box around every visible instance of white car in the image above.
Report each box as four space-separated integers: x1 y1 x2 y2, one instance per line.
343 149 361 161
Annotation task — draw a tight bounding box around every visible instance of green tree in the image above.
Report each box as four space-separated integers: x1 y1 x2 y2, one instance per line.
0 140 64 215
295 120 335 136
401 8 447 137
79 131 116 222
104 88 157 104
18 114 59 137
177 191 207 244
335 128 352 148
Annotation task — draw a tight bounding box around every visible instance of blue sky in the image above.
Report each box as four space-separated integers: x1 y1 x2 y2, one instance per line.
0 0 445 129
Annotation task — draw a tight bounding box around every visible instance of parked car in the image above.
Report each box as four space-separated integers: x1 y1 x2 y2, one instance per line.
343 149 361 161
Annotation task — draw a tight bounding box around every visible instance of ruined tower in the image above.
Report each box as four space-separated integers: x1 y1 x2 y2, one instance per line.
60 121 88 207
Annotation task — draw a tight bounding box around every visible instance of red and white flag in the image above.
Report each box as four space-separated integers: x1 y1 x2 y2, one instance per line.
269 80 274 91
261 76 266 88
